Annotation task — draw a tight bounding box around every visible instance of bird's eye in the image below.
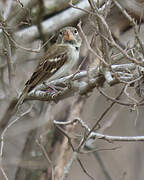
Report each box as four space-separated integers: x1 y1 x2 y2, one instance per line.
59 31 63 36
74 29 78 34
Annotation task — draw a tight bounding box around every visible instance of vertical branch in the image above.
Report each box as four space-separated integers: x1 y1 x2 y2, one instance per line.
37 0 47 50
54 97 86 180
113 0 144 57
89 0 112 64
2 29 16 93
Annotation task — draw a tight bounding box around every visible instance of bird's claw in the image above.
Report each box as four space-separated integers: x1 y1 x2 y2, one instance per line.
51 91 62 102
64 79 73 89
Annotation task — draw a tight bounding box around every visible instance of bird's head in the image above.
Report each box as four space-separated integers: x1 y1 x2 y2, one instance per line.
57 27 82 49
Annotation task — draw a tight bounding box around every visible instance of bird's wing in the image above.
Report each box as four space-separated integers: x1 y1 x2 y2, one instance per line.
25 44 68 92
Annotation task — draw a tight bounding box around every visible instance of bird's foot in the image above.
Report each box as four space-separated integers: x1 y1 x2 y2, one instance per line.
64 79 73 89
43 83 63 102
43 82 65 92
51 90 62 98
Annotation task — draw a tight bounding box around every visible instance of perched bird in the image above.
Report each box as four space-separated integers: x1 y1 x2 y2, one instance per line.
15 26 82 110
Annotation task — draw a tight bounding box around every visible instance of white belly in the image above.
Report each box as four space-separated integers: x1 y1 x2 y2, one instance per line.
48 45 79 82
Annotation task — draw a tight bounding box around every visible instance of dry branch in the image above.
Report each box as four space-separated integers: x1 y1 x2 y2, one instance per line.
15 0 102 42
1 0 144 180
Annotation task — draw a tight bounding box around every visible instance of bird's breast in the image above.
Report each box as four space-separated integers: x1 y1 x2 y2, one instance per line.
67 45 79 66
47 45 79 82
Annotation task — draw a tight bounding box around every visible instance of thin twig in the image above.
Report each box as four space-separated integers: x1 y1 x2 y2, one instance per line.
0 107 32 156
77 21 109 66
77 158 96 180
77 85 125 150
0 107 32 180
36 139 54 180
3 29 15 90
113 0 144 56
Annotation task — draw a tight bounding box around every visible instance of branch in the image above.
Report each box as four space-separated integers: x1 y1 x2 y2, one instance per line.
15 0 103 42
2 29 15 91
24 62 143 103
89 132 144 142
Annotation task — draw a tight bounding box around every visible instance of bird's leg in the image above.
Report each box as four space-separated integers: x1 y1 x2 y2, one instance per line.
42 82 64 100
50 86 64 101
43 82 57 92
64 78 74 89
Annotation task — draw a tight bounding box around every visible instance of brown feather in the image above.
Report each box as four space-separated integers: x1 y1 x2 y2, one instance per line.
14 44 68 112
14 26 82 112
25 44 68 89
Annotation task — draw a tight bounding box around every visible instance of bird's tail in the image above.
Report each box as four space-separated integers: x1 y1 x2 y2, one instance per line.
13 86 30 114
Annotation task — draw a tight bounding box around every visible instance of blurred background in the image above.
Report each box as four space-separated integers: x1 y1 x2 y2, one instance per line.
0 0 144 180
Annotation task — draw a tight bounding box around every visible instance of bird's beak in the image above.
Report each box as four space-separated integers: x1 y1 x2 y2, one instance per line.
64 30 76 41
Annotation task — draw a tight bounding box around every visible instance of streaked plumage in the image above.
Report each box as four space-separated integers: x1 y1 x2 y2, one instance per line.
15 27 82 111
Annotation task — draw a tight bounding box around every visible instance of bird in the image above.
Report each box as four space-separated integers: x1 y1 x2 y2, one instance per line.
14 26 82 111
